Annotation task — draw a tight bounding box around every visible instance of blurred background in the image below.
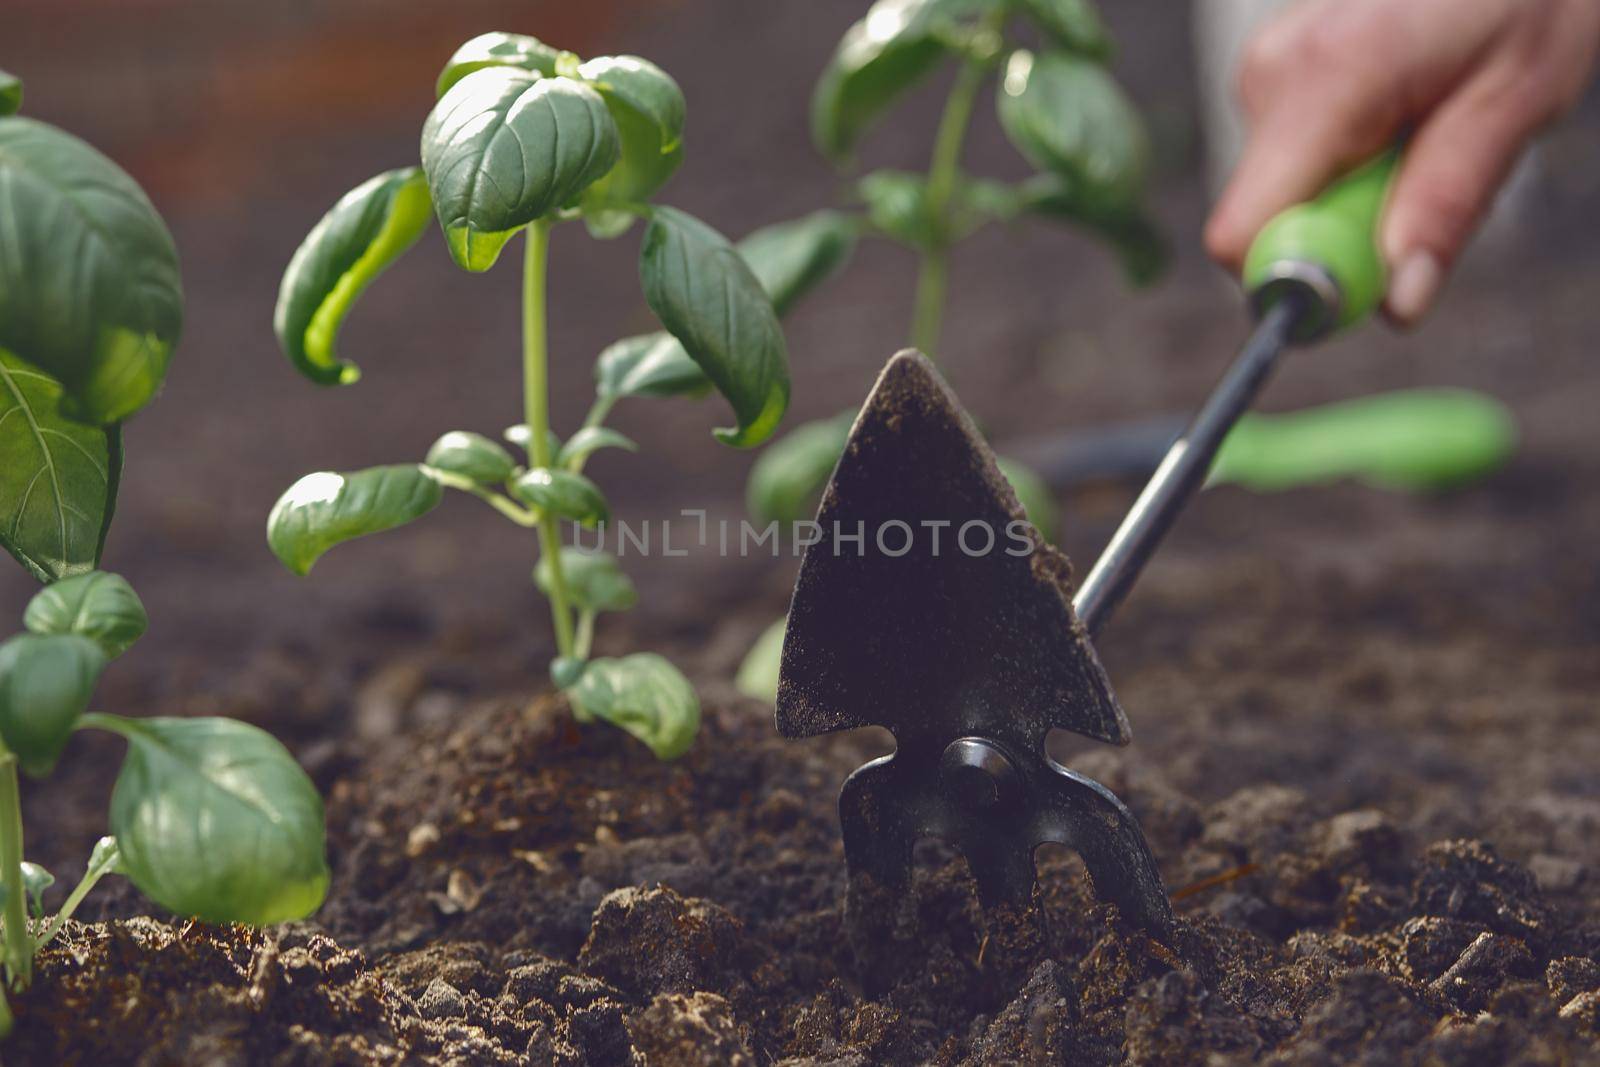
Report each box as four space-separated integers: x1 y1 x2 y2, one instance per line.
4 0 1600 720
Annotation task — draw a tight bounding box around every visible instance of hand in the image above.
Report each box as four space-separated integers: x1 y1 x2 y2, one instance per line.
1205 0 1600 326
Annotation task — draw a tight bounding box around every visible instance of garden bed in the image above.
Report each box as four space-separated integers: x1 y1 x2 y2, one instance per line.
11 461 1600 1063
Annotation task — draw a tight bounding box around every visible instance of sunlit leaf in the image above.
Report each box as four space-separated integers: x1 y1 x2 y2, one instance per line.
267 466 443 576
578 56 686 234
87 714 329 926
275 168 431 386
511 468 608 527
639 207 789 447
997 50 1148 210
568 653 700 759
421 68 619 271
23 569 147 658
0 118 182 424
436 31 565 98
425 430 517 486
0 633 105 777
0 349 121 583
535 547 637 613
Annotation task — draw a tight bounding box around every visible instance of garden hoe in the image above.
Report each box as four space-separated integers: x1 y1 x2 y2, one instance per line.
776 154 1408 959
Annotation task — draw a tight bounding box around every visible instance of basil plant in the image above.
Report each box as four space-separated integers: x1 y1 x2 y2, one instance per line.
733 0 1163 700
269 33 834 760
0 71 329 1038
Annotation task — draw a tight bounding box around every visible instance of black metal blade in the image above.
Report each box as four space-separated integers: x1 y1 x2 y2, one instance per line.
776 350 1130 749
775 351 1174 944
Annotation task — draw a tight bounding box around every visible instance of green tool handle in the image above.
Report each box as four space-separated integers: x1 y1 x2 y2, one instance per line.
1242 150 1401 341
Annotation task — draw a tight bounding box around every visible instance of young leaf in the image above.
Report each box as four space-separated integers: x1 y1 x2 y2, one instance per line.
0 633 106 778
425 430 517 486
568 653 700 759
812 0 1003 162
994 455 1059 543
639 207 790 447
557 427 638 469
512 468 609 527
267 466 443 576
535 547 637 613
23 570 148 659
435 31 564 98
0 118 182 425
275 168 431 387
1016 0 1111 57
0 349 122 583
578 56 686 234
594 333 710 401
504 424 564 458
997 50 1148 210
735 617 786 705
746 411 854 525
86 714 329 926
1017 173 1166 285
857 169 1022 247
0 69 21 116
735 211 859 316
422 69 620 271
21 862 53 918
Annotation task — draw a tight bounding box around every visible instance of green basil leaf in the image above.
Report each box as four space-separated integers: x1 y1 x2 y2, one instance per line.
856 170 1021 248
267 465 443 576
274 168 430 387
424 430 516 486
578 56 686 235
503 424 564 460
594 333 710 401
535 547 637 613
994 455 1059 543
746 411 854 525
997 50 1147 210
812 0 1003 162
735 210 859 316
0 118 182 425
21 862 53 918
0 349 122 583
639 207 790 447
436 32 565 98
0 633 105 778
422 69 619 272
87 714 329 925
23 570 147 659
1016 173 1166 285
511 468 608 527
734 617 786 705
557 427 637 469
568 653 699 759
0 70 21 117
1016 0 1110 57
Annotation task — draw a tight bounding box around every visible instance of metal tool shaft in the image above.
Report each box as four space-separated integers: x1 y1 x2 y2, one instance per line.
1073 296 1307 637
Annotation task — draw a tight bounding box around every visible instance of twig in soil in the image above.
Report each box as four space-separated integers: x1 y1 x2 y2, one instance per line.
1171 863 1260 902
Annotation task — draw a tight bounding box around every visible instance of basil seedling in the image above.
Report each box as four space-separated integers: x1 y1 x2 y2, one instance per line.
0 78 329 1038
729 0 1162 698
269 32 795 758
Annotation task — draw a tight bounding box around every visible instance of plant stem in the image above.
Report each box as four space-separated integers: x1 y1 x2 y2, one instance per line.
0 747 31 992
523 221 577 660
911 51 988 360
32 842 121 954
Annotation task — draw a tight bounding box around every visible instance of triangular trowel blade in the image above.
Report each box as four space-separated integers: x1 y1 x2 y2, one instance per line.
776 351 1131 749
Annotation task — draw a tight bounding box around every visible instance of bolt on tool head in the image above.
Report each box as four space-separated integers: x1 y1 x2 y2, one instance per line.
776 351 1175 940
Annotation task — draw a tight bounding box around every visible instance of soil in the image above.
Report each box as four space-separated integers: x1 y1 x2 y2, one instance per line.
6 0 1600 1063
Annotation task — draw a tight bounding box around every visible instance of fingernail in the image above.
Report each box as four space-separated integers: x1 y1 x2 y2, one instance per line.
1386 251 1443 326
